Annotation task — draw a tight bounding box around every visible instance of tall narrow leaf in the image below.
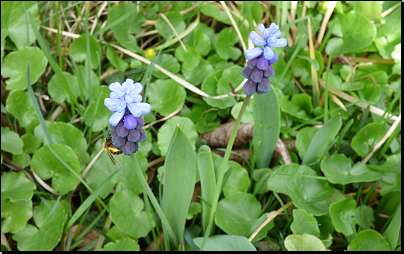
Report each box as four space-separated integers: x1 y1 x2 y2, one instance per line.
302 114 342 166
162 126 196 247
198 145 216 234
253 87 280 168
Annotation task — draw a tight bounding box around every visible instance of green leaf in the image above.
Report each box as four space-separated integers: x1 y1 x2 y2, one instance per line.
348 230 391 251
182 58 214 86
162 126 196 246
187 202 202 220
267 164 335 216
356 1 382 22
74 65 99 102
0 2 41 50
48 122 87 151
320 153 384 184
216 192 261 236
291 209 320 237
1 46 47 91
138 130 152 157
69 34 102 69
193 235 256 251
174 44 200 71
295 127 318 160
200 4 232 25
247 213 275 242
1 127 23 155
1 171 36 202
108 2 144 52
147 79 186 117
284 234 326 251
302 114 342 166
83 86 111 132
151 53 180 79
5 91 39 132
222 161 250 197
156 11 186 39
382 202 401 250
106 45 128 72
329 196 357 236
279 95 310 120
21 133 40 154
291 50 324 85
157 116 197 157
198 145 216 234
376 4 401 39
12 200 65 251
358 83 381 104
351 122 386 158
30 144 81 195
193 28 211 56
232 99 254 124
356 205 375 230
326 11 376 56
253 88 280 168
196 111 220 134
95 238 140 251
215 27 242 61
110 190 153 239
1 199 32 234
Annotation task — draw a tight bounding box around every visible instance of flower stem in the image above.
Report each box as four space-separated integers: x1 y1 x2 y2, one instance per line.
130 154 178 245
207 95 251 235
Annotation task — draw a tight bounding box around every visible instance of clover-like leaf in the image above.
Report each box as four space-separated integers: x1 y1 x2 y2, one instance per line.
147 79 186 117
69 34 102 69
216 27 242 61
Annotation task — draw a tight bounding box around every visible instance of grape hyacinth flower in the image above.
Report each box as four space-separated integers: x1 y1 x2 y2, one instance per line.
242 23 287 95
104 79 151 156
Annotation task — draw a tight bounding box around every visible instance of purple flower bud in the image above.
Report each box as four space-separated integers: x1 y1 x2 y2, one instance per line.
138 129 147 143
241 66 254 79
243 80 257 95
110 124 117 131
135 117 145 127
251 68 264 83
263 65 275 77
247 57 258 69
124 114 137 129
257 57 269 70
116 122 129 137
127 129 140 142
269 53 278 64
112 134 126 147
257 77 271 94
120 140 136 156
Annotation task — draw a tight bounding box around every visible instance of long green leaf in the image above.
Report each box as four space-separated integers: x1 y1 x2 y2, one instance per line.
162 126 196 247
302 114 342 166
253 86 281 168
198 145 216 235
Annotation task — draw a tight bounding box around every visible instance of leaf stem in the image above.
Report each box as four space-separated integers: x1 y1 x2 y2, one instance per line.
130 154 177 245
207 95 251 235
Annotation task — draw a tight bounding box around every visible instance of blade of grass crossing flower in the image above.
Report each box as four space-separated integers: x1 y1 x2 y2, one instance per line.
253 88 281 168
302 114 342 167
28 13 83 116
162 126 197 247
198 145 216 235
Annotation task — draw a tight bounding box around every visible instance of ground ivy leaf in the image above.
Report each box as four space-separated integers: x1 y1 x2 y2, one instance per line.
30 144 81 195
182 58 214 86
1 127 23 155
1 171 36 202
216 27 242 61
152 53 180 79
351 122 386 158
147 79 186 116
95 238 140 251
12 200 65 251
326 11 376 56
1 46 47 91
175 44 200 71
157 116 197 157
5 91 39 132
1 199 33 234
284 234 326 251
21 133 40 154
291 209 321 237
348 229 391 251
222 161 251 198
108 2 144 52
329 196 357 236
106 45 128 72
69 34 102 70
47 71 80 104
48 122 87 151
1 2 41 50
193 28 211 56
156 11 186 39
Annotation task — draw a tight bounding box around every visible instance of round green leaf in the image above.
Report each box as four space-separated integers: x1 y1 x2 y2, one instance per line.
21 133 40 154
1 171 36 202
110 190 153 239
106 45 128 72
30 144 81 195
147 79 186 117
1 46 47 91
355 205 375 230
351 122 386 158
1 199 32 234
329 196 357 236
152 53 180 79
95 238 140 251
284 234 326 251
182 58 214 86
12 200 65 251
279 95 310 120
223 161 250 198
47 72 80 104
1 127 23 155
326 12 376 56
69 34 101 69
174 44 200 71
357 1 382 22
231 99 254 124
200 4 232 25
216 192 261 236
48 122 87 151
295 127 318 160
215 27 242 61
321 153 384 184
358 83 381 104
5 91 38 132
157 116 197 157
348 229 391 251
193 28 211 56
267 164 335 216
193 235 256 251
156 11 186 39
291 209 320 237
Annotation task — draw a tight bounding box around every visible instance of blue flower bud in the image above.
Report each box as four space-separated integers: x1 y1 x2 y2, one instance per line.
257 57 269 70
112 134 126 147
124 114 137 129
243 80 257 95
138 129 147 143
127 129 140 142
263 65 275 77
247 57 259 69
116 122 129 137
241 66 254 79
120 140 136 156
135 117 145 127
251 68 264 83
257 77 271 94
